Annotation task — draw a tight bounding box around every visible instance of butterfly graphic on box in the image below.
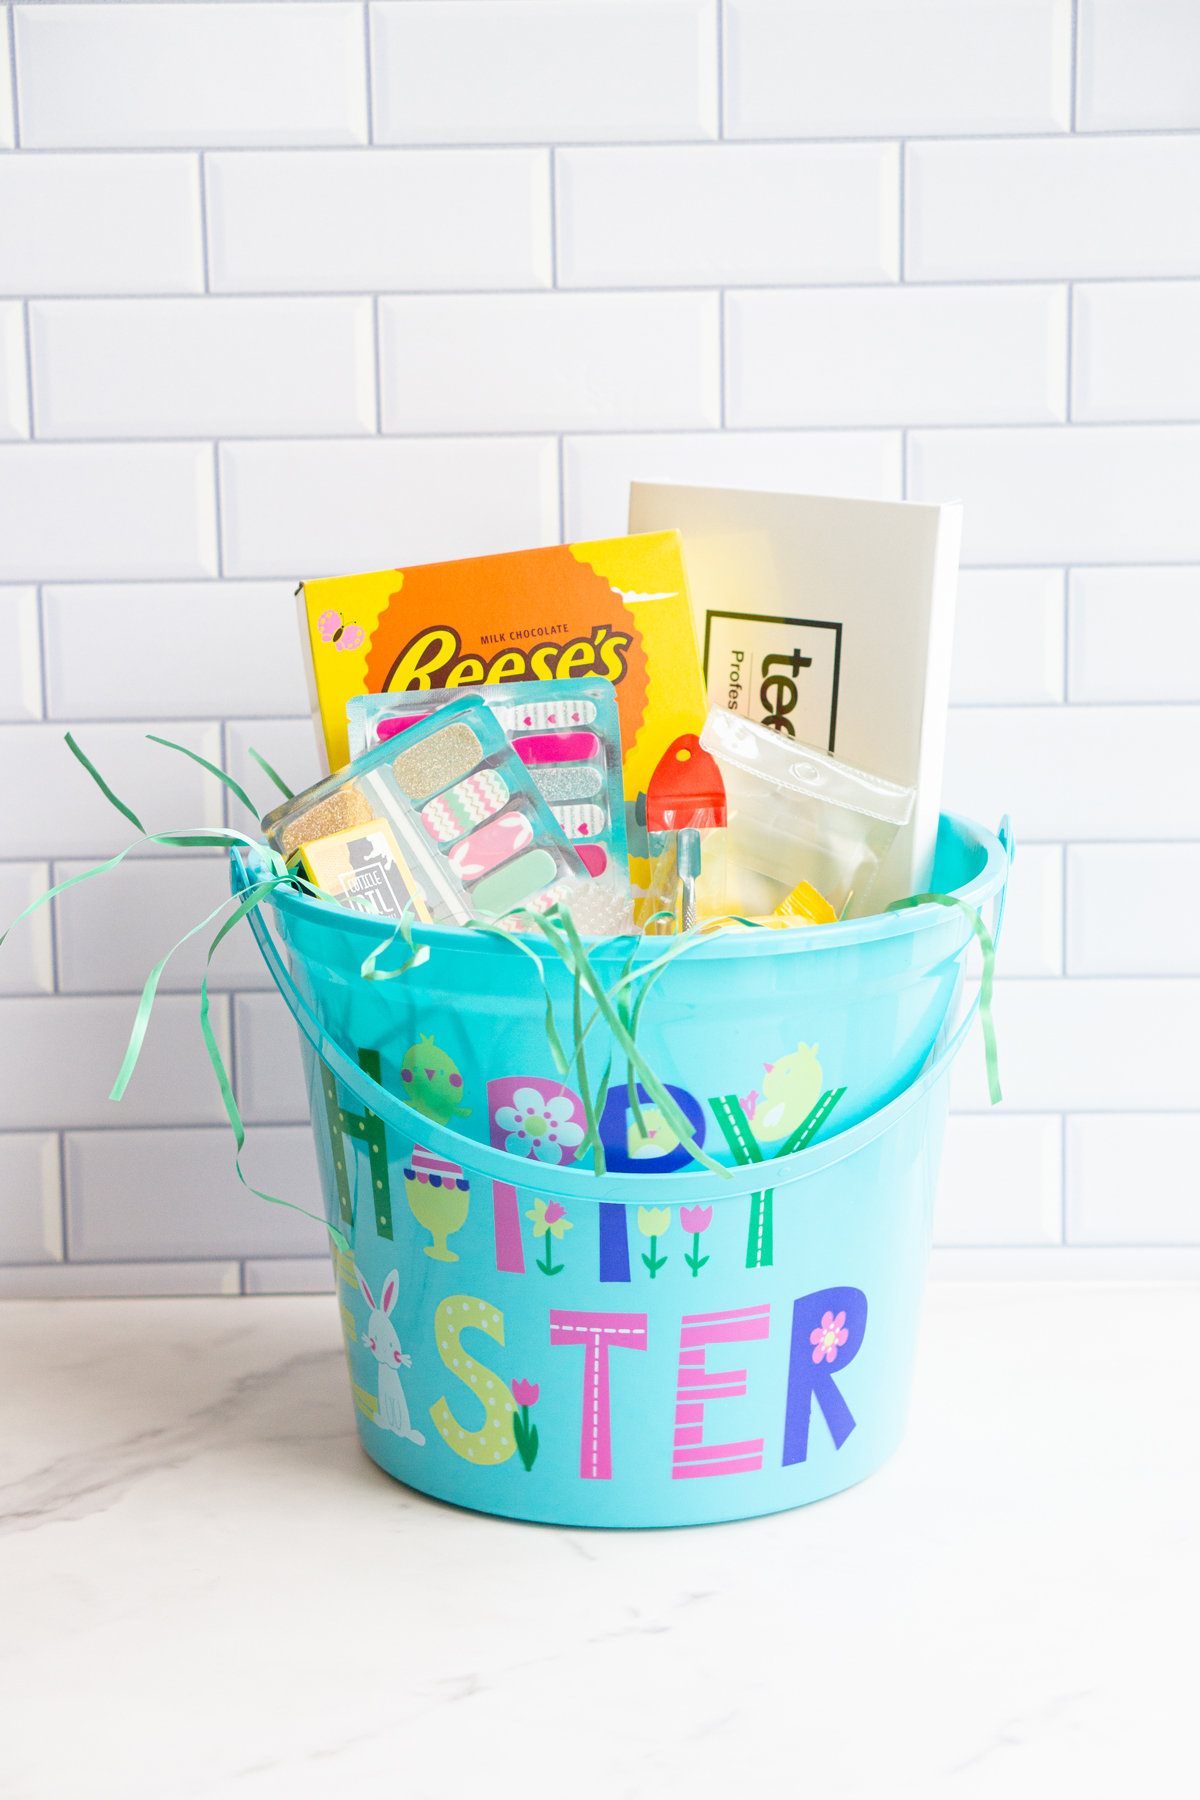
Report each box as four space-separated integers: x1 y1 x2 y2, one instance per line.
317 609 365 654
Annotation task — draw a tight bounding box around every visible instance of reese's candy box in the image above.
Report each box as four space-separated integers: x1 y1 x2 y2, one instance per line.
296 531 707 809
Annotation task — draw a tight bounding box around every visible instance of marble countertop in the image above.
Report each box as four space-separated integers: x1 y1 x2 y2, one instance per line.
2 1282 1195 1799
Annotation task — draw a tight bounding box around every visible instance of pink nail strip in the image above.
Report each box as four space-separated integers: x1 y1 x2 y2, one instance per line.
377 712 432 742
446 811 535 880
513 732 600 767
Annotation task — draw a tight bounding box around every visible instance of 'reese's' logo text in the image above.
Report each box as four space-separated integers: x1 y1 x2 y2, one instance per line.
382 623 632 692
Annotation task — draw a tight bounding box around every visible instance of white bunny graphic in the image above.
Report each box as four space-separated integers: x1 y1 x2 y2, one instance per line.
357 1269 426 1446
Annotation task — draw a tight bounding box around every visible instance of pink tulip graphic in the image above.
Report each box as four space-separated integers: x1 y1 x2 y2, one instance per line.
526 1197 571 1276
511 1378 540 1471
680 1203 713 1277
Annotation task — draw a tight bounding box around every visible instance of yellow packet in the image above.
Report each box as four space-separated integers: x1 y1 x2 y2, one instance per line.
771 879 839 926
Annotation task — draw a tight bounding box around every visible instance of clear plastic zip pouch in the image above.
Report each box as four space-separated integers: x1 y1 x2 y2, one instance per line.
698 709 916 919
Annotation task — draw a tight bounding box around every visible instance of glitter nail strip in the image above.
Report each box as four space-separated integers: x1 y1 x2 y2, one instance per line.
529 764 604 805
281 785 374 858
391 722 483 802
421 768 509 843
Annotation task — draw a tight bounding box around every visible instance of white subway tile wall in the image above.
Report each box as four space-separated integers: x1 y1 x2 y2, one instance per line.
556 143 900 287
0 864 53 997
378 292 722 434
369 1 719 146
0 588 42 721
1076 1 1200 133
724 0 1073 139
219 436 560 577
0 152 205 295
1072 282 1200 424
15 4 370 149
30 298 378 439
725 285 1069 427
0 1132 63 1264
206 149 553 294
0 1 1194 1293
0 301 30 438
1068 567 1200 702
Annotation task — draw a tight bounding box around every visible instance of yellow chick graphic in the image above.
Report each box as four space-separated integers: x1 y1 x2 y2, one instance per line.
742 1042 824 1145
626 1105 681 1160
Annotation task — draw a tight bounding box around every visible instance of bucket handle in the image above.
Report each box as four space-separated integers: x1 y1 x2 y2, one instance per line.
993 814 1013 952
241 861 982 1207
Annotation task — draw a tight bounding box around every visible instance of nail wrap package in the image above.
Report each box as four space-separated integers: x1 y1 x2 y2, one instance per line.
263 695 593 926
698 709 916 920
346 678 630 894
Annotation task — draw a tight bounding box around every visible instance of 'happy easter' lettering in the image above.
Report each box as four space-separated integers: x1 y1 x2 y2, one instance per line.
672 1304 771 1479
550 1309 647 1480
781 1286 868 1465
429 1294 518 1466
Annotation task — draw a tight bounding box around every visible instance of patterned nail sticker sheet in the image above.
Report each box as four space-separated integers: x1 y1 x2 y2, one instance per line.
421 768 510 843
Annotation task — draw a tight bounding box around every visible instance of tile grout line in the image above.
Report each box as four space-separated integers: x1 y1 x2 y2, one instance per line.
716 0 725 140
6 126 1199 153
6 3 19 149
1065 281 1074 423
56 1129 69 1265
9 276 1200 300
26 418 1200 448
362 0 375 147
13 561 1200 587
8 701 1200 737
212 440 225 578
219 718 231 834
1070 0 1080 133
46 818 63 995
197 154 212 294
718 289 727 429
548 146 559 288
557 434 565 544
33 578 48 720
1060 1106 1068 1244
21 295 34 438
898 139 906 282
372 294 383 434
225 985 240 1123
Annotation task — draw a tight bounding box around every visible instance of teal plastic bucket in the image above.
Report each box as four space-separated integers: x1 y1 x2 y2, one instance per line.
235 812 1009 1528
